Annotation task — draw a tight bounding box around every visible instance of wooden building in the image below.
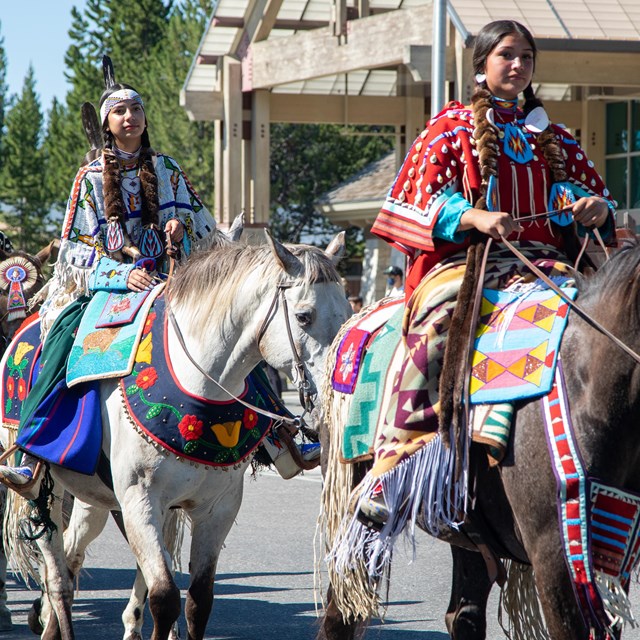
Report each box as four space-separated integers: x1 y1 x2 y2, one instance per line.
181 0 640 294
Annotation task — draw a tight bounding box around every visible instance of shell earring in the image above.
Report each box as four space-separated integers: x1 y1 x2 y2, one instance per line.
475 73 486 84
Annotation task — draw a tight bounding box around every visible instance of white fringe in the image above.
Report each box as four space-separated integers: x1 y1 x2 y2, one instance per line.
498 560 548 640
326 432 468 620
595 572 636 629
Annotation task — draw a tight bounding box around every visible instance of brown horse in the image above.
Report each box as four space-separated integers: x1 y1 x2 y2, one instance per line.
0 239 59 355
317 243 640 640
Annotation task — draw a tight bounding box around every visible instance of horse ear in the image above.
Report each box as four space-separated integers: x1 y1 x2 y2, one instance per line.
264 230 303 276
226 212 244 242
35 239 60 265
324 231 346 265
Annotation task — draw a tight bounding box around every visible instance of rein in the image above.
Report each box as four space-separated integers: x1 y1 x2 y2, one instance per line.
499 235 640 366
164 295 302 429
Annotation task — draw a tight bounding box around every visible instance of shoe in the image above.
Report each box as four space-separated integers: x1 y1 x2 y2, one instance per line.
299 442 321 462
0 464 41 499
357 485 389 529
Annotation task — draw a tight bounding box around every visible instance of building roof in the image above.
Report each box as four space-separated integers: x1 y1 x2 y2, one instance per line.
318 151 396 206
184 0 640 102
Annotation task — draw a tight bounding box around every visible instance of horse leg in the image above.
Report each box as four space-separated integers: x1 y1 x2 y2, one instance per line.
315 584 367 640
122 510 183 640
121 492 180 640
445 546 492 640
184 486 244 640
36 493 75 640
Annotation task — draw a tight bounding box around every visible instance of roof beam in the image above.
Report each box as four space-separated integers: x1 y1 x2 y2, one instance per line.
270 94 410 125
245 5 433 90
535 52 640 86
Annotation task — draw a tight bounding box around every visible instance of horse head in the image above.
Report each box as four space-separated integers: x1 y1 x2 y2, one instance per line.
165 232 351 416
0 247 53 354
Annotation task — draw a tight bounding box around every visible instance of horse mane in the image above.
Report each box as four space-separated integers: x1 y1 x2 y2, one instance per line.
166 242 341 335
577 240 640 330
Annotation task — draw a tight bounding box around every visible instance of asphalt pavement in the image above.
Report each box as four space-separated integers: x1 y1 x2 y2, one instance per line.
3 390 640 638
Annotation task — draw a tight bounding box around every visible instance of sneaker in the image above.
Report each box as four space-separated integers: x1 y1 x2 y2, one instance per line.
299 442 321 462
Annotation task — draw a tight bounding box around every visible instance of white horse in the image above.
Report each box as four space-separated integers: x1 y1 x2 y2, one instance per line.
3 232 351 640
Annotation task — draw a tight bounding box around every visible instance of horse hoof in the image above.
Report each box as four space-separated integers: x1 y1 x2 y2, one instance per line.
27 598 44 635
123 634 143 640
0 610 12 632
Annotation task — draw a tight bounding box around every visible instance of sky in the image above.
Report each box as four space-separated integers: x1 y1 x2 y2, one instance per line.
2 1 88 112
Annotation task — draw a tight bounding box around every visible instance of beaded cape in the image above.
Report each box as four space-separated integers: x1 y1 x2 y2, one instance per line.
372 101 615 280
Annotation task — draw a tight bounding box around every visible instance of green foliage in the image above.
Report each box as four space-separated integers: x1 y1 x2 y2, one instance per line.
140 0 215 204
269 123 394 255
0 24 6 173
0 67 52 252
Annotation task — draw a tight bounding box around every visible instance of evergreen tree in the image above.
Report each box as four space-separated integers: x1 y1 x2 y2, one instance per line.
269 124 394 245
0 67 51 252
42 98 72 216
141 0 215 205
0 24 7 174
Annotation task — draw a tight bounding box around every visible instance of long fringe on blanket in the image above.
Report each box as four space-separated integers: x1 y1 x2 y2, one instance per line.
325 430 468 621
498 560 548 640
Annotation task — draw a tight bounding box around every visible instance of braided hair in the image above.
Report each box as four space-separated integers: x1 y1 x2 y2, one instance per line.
99 82 160 230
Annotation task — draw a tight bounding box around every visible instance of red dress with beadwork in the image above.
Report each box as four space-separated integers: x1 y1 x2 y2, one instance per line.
372 101 616 297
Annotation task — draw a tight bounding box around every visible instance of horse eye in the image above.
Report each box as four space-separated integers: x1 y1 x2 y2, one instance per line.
295 310 314 326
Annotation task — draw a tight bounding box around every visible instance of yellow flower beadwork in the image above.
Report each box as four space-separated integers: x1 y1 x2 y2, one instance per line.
135 333 153 364
14 342 34 365
211 420 242 448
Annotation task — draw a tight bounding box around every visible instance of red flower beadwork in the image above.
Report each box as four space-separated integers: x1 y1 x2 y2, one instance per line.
178 415 203 441
243 408 258 430
137 367 158 390
6 377 14 398
17 378 27 401
143 311 157 336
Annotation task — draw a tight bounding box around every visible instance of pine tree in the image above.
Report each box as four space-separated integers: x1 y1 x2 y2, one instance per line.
42 98 73 217
0 23 7 174
0 67 52 252
141 0 215 205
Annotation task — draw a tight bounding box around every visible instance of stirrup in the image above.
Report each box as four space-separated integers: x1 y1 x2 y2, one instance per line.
0 445 43 499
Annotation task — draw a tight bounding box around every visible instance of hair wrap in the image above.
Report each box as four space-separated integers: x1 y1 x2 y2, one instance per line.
100 89 144 124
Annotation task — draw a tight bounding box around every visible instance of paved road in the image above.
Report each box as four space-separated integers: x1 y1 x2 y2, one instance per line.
4 391 640 638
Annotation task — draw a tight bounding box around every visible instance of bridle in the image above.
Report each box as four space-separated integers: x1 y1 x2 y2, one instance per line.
255 280 316 415
164 276 316 428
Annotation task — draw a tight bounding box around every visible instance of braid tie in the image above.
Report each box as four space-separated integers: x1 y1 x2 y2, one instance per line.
439 86 498 447
102 148 127 227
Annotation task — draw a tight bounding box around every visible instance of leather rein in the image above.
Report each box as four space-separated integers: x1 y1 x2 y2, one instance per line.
163 272 315 429
469 215 640 367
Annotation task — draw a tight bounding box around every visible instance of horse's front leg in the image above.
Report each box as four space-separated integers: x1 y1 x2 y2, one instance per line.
35 491 76 640
316 584 367 640
185 479 245 640
121 510 183 640
120 488 180 640
445 545 492 640
0 486 12 632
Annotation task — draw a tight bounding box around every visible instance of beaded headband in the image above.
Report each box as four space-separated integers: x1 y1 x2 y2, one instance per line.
100 89 144 124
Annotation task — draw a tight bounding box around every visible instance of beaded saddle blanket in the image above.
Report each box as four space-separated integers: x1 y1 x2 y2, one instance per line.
120 296 285 467
66 286 164 388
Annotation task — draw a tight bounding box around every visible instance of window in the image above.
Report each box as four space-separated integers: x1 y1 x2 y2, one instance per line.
605 101 640 212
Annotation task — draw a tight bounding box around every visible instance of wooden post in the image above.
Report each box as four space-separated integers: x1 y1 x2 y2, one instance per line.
222 56 243 226
251 90 271 225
